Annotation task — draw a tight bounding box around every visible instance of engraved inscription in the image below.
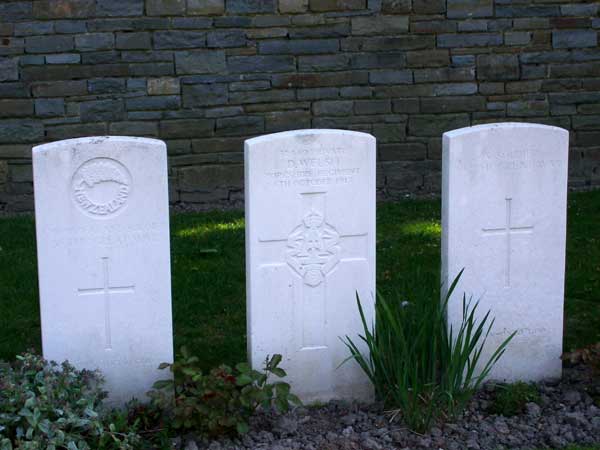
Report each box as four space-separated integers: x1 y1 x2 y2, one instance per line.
490 327 548 337
286 210 341 287
266 146 360 188
72 158 132 218
456 148 564 172
482 198 534 288
77 257 135 350
49 223 164 249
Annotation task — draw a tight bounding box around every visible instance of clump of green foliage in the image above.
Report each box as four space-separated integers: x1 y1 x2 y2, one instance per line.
343 270 515 433
151 347 300 437
489 382 540 417
0 352 141 450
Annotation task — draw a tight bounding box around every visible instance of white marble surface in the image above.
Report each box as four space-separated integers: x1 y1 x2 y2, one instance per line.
442 123 569 382
245 129 376 403
33 136 173 405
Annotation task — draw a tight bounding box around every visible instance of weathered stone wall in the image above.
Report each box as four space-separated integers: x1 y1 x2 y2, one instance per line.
0 0 599 211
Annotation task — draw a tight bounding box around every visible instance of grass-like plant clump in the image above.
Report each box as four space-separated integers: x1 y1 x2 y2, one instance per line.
489 381 540 417
343 271 515 432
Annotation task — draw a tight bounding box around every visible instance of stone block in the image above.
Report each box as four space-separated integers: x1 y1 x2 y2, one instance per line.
96 0 144 16
351 52 407 69
216 115 264 136
188 0 225 14
154 31 206 49
413 0 445 13
298 54 349 71
35 98 65 117
116 32 151 50
382 0 411 13
507 100 549 117
88 78 126 94
148 78 180 95
408 113 470 136
477 54 520 81
505 31 531 46
75 33 114 51
227 55 296 73
379 142 427 161
108 121 159 136
421 96 486 113
392 98 419 113
354 99 391 115
0 2 32 21
0 99 34 117
54 20 88 34
32 80 87 97
496 5 559 18
33 0 95 19
229 89 295 104
175 50 226 74
437 33 502 48
226 0 276 13
279 0 308 13
26 35 74 53
352 16 409 36
458 20 488 32
80 99 125 121
146 0 186 15
160 119 214 138
207 30 246 48
298 87 339 100
259 39 339 54
182 83 228 107
14 22 54 37
0 58 19 82
447 0 492 18
406 50 449 68
372 123 406 143
552 30 597 49
126 96 180 111
45 53 80 64
312 100 353 116
309 0 365 11
369 70 412 85
0 120 44 143
264 110 311 131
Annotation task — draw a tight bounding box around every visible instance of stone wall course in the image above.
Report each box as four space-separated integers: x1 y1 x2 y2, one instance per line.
0 0 598 210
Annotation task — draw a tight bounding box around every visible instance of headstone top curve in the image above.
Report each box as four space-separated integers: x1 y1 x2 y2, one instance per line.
245 129 376 148
443 122 569 140
33 136 166 154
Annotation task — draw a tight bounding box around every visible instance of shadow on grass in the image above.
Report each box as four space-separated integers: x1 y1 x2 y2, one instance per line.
0 191 599 369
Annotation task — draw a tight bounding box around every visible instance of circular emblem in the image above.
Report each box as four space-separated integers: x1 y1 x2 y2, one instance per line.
71 158 132 218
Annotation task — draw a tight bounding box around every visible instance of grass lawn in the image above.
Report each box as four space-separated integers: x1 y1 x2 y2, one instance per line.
0 191 599 371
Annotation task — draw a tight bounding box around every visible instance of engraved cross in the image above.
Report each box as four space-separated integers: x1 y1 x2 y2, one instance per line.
77 257 135 350
258 192 366 350
482 198 534 288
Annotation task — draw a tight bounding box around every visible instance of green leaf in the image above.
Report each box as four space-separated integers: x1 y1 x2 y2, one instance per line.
158 362 171 370
236 421 250 434
235 374 253 386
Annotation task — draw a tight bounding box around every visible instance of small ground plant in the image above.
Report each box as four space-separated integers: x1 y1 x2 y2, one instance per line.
0 352 141 450
489 382 540 416
343 270 515 432
151 347 300 437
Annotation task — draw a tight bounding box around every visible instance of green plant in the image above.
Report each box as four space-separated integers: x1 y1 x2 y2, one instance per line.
489 382 540 416
343 270 515 432
151 348 300 437
0 352 141 450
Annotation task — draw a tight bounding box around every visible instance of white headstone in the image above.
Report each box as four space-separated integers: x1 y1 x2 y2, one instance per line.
33 136 174 405
442 122 569 382
245 129 376 403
